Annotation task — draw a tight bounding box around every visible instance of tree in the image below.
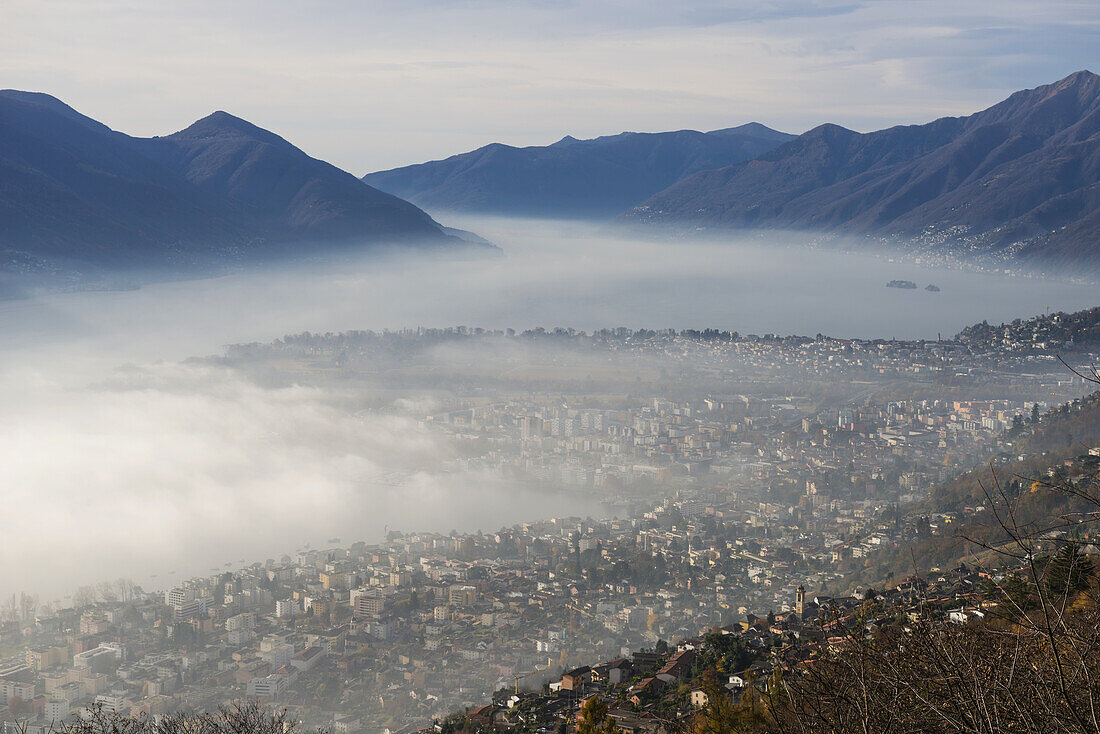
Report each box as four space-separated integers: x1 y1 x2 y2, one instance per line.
96 582 117 603
1046 542 1095 601
73 586 95 609
986 572 1032 613
577 696 617 734
55 702 319 734
691 672 762 734
114 578 136 603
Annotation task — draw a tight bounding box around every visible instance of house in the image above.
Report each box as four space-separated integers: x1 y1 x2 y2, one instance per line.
631 651 662 674
655 649 696 683
593 658 632 686
561 666 591 691
607 710 668 734
948 608 985 624
629 677 667 706
289 646 324 672
467 705 497 728
334 714 361 734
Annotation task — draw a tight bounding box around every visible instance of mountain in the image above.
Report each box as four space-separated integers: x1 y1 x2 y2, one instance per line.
0 91 489 279
624 71 1100 271
362 123 795 219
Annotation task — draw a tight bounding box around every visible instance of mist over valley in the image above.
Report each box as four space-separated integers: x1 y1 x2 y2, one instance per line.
0 218 1096 601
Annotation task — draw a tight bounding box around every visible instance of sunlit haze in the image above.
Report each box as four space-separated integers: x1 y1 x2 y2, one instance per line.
0 221 1096 598
2 1 1097 170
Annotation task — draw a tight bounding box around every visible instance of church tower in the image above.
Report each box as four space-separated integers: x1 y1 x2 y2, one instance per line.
796 584 805 616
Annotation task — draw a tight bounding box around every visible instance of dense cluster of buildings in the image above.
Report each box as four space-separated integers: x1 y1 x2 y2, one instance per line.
0 441 1040 734
1 323 1094 734
430 392 1038 500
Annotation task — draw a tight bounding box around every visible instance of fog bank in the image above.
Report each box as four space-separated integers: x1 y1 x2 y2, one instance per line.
4 219 1094 364
0 218 1095 602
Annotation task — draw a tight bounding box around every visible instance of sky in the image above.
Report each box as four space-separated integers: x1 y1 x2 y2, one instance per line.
2 1 1098 175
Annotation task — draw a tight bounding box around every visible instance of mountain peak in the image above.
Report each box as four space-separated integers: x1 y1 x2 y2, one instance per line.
709 122 792 142
1027 69 1100 101
188 110 263 132
1046 69 1100 102
0 89 111 134
966 69 1100 139
801 122 859 140
1055 69 1099 87
171 110 291 149
206 109 246 124
1 89 69 108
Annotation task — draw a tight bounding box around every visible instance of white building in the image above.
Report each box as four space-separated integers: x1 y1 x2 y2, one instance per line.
0 680 35 704
275 599 300 618
289 646 324 672
44 698 69 723
226 612 255 645
246 673 289 700
72 647 118 674
92 692 129 714
261 643 294 669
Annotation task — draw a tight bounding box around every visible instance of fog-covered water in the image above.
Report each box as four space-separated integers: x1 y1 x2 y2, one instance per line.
1 219 1093 365
0 219 1095 602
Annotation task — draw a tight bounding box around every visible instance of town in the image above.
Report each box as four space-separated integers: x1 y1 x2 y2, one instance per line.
0 310 1098 734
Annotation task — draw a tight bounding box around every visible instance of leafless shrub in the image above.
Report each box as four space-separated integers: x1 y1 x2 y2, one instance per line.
749 367 1100 733
48 702 321 734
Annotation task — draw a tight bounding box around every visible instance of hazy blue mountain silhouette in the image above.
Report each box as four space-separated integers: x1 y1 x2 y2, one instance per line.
625 71 1100 270
363 123 794 219
0 91 485 279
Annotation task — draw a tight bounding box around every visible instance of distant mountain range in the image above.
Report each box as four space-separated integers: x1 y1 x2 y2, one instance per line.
6 71 1098 280
625 71 1100 271
0 91 491 280
363 123 795 219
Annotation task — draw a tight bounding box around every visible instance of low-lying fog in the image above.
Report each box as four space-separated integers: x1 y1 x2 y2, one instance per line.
0 218 1095 602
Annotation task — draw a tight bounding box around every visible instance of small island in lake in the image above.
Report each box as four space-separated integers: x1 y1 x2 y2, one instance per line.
925 284 941 292
886 280 918 289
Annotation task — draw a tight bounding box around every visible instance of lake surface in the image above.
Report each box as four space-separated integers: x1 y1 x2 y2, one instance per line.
0 219 1094 366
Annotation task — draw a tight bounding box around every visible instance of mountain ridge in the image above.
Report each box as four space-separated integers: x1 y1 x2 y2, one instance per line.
362 123 796 219
625 71 1100 271
0 92 490 281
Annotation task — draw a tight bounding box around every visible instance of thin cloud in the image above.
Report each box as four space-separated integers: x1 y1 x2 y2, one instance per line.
0 0 1096 170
